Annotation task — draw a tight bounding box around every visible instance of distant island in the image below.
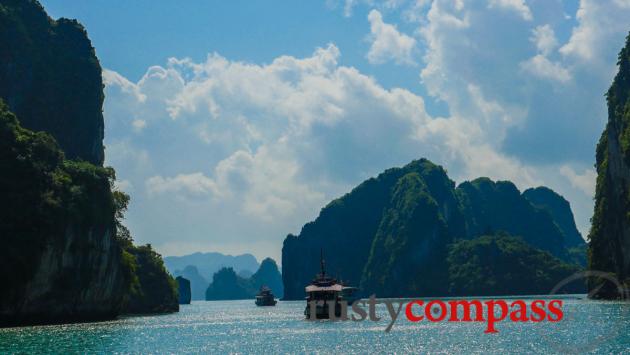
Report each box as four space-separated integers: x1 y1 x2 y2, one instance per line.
206 258 283 300
282 158 586 299
164 252 260 300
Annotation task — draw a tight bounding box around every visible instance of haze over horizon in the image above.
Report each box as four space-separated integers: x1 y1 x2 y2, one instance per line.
39 0 630 262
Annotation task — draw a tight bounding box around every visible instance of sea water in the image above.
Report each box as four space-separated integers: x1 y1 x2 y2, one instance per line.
1 297 628 354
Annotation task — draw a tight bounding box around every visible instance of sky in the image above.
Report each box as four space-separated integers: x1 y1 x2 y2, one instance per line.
40 0 630 263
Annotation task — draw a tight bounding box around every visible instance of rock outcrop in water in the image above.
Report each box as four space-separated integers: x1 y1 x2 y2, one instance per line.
0 0 105 165
173 265 209 301
176 277 191 305
589 33 630 299
282 159 584 299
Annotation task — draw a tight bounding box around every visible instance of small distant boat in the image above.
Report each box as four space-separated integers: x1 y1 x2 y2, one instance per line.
304 250 357 319
255 286 277 306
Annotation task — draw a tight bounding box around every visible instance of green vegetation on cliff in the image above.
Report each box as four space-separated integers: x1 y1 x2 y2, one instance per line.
589 32 630 299
361 162 461 297
457 178 568 258
448 233 582 296
283 159 584 299
0 101 128 324
123 244 179 313
0 99 178 322
112 191 178 313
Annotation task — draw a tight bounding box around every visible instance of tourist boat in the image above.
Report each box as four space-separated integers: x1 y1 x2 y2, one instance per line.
255 286 277 306
304 250 357 319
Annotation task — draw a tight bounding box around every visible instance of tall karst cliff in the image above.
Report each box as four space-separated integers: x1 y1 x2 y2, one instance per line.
0 0 104 164
282 159 584 299
0 0 178 325
589 33 630 299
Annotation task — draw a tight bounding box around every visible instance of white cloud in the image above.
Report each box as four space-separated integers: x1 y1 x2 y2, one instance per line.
104 40 546 254
132 119 147 132
560 165 596 197
530 24 557 56
560 0 630 66
104 0 630 259
520 25 570 83
520 54 571 83
344 0 357 16
487 0 533 21
366 9 417 65
146 173 219 198
409 0 629 236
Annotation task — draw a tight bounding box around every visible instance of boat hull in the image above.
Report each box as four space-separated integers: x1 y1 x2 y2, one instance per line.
304 302 341 319
255 299 277 306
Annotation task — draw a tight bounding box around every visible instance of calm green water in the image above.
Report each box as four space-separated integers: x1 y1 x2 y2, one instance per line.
1 297 628 354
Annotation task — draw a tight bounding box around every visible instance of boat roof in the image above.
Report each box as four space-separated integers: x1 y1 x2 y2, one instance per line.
305 284 343 292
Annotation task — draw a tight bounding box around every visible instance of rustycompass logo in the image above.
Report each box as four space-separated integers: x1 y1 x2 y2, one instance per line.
307 270 629 340
307 295 563 333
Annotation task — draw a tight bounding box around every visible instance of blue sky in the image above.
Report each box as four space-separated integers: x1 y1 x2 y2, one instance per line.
40 0 630 262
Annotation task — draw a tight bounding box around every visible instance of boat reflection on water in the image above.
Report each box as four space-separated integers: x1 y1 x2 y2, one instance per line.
304 250 358 319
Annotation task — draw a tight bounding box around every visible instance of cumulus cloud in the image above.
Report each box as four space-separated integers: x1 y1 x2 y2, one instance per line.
487 0 533 20
146 173 219 198
104 41 547 255
560 0 630 66
104 0 630 257
560 165 597 197
366 10 417 65
520 54 571 83
519 25 570 83
404 0 629 234
530 24 558 56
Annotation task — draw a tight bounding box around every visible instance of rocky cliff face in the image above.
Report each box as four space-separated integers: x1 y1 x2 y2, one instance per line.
0 102 127 325
283 161 428 300
8 224 126 324
176 277 191 305
361 162 463 297
282 159 584 299
0 0 104 165
457 178 568 258
589 33 630 299
523 186 585 248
